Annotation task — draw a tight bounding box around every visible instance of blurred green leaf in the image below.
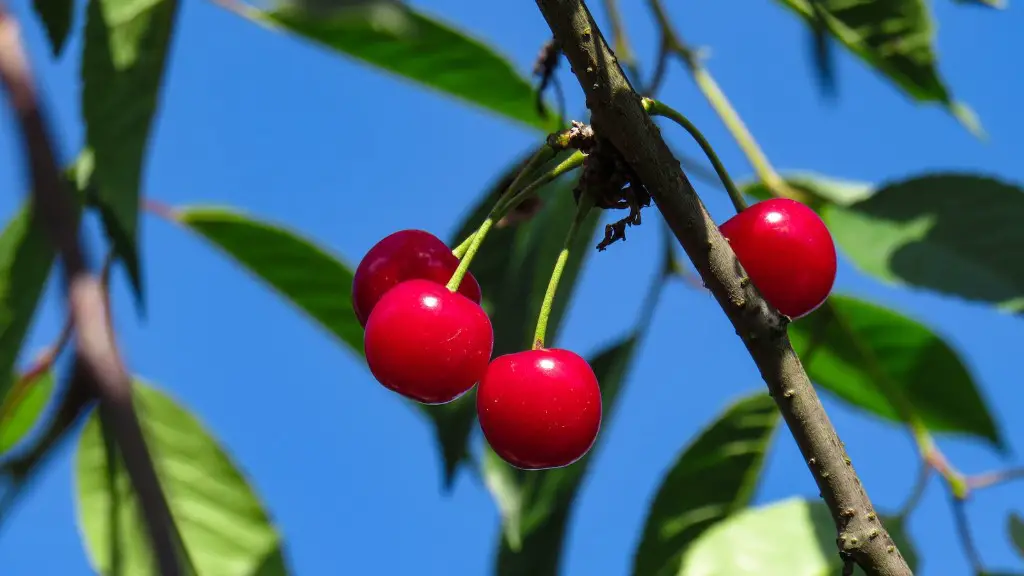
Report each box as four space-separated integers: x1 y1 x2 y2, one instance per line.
791 295 1002 449
82 0 181 305
773 0 979 133
632 393 780 576
0 371 57 453
258 4 556 132
742 172 873 211
0 204 56 404
76 379 289 575
425 156 598 488
1009 512 1024 559
32 0 75 56
822 173 1024 312
491 334 640 576
174 206 363 354
679 498 918 575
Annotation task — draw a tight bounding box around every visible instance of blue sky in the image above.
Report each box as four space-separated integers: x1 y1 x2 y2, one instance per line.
1 0 1023 574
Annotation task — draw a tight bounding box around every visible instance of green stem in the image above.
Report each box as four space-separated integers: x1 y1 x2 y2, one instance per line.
642 97 748 212
452 234 474 259
533 192 594 349
446 217 495 292
452 150 587 259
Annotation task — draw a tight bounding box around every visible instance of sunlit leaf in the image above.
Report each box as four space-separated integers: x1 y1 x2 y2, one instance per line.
82 0 181 305
0 203 56 403
0 371 57 453
822 173 1024 312
679 498 918 575
173 206 363 354
253 3 556 132
76 379 289 575
632 393 779 576
791 295 1002 449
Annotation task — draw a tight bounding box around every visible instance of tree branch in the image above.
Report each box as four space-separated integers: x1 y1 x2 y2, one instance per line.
530 1 911 574
0 7 184 575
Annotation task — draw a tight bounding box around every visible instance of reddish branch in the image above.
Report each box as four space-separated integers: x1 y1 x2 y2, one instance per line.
0 6 183 575
531 0 912 574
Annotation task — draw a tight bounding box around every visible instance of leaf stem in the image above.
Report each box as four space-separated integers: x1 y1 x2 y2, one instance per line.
533 192 594 349
642 97 747 212
452 150 587 259
446 217 494 292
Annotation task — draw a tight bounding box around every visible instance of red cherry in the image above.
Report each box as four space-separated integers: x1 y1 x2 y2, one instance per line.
364 279 493 404
477 348 602 470
719 198 837 319
352 229 482 327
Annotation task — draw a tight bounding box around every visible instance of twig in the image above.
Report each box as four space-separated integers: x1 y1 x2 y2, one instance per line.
0 7 184 576
531 1 911 573
896 460 932 520
967 467 1024 491
602 0 640 86
950 493 984 574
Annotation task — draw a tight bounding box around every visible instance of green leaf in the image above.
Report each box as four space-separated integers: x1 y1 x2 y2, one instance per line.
32 0 76 56
632 393 780 576
423 160 599 488
0 371 57 453
0 203 57 403
679 498 918 575
76 379 288 575
82 0 181 306
257 4 556 132
790 294 1002 449
492 334 641 576
773 0 979 133
1009 512 1024 559
173 206 363 354
822 173 1024 312
742 172 874 211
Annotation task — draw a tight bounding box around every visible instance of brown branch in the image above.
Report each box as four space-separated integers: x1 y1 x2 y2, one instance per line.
0 7 184 576
531 1 911 574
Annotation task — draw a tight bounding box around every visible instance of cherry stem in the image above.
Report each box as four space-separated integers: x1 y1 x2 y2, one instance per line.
532 192 595 350
452 150 587 260
641 97 748 213
446 217 494 292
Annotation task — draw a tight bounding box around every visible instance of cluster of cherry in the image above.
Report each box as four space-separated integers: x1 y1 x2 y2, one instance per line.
351 197 836 471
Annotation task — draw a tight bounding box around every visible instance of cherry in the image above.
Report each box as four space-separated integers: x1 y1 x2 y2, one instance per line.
477 348 602 470
719 198 837 319
364 279 493 404
352 229 482 327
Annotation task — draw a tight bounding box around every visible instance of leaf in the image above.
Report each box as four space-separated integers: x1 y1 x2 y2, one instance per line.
632 393 780 576
76 379 288 575
492 334 641 576
173 206 363 354
821 173 1024 312
678 498 918 575
742 172 874 211
257 4 556 132
0 371 57 453
1009 512 1024 559
790 294 1002 449
773 0 979 133
0 203 57 403
32 0 76 56
423 161 599 488
82 0 181 306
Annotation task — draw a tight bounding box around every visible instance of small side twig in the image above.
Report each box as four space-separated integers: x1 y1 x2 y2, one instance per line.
0 7 183 576
950 493 984 574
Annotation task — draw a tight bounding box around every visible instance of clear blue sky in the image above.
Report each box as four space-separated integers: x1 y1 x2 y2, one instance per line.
1 0 1022 574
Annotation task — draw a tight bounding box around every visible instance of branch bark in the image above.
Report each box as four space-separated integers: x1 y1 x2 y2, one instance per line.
0 7 185 575
531 1 912 574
